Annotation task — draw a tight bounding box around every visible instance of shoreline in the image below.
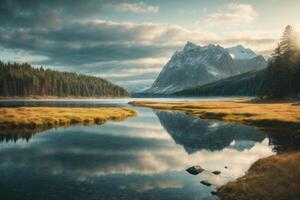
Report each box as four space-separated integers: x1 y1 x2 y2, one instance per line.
217 151 300 200
129 98 300 132
0 107 137 133
0 96 131 100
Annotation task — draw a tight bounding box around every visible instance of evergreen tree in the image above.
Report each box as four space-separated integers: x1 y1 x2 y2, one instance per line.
0 62 130 97
260 25 300 98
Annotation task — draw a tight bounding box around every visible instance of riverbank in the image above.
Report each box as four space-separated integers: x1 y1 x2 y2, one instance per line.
130 99 300 132
0 107 137 132
217 151 300 200
0 95 130 100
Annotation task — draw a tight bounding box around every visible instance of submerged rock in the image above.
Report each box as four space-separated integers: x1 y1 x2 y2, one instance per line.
186 165 204 175
200 180 212 186
212 170 221 175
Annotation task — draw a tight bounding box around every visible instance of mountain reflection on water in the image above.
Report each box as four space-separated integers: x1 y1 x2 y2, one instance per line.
0 104 300 200
155 111 300 154
156 111 266 153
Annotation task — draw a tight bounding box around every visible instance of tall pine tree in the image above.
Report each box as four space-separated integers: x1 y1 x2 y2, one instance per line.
260 25 300 98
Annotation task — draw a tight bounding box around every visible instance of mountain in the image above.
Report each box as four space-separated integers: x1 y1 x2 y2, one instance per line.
0 61 130 97
146 43 235 94
226 45 257 59
228 45 267 74
145 42 267 94
174 69 265 96
231 55 267 74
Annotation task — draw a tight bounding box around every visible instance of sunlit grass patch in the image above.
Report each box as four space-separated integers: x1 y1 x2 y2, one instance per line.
129 99 300 131
0 107 137 132
218 151 300 200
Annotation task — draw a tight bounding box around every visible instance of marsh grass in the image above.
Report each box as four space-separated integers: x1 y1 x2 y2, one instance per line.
129 99 300 131
218 152 300 200
0 107 137 131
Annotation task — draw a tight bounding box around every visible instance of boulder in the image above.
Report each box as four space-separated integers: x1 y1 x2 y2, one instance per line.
200 180 212 186
212 170 221 175
186 165 204 175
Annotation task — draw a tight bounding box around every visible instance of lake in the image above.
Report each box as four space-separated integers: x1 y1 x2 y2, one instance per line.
0 98 299 200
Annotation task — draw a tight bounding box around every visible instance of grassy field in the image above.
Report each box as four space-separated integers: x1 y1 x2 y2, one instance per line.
130 99 300 131
0 107 137 131
218 151 300 200
0 95 129 99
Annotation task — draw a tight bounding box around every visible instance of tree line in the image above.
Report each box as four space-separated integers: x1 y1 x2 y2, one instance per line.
0 62 129 97
260 25 300 98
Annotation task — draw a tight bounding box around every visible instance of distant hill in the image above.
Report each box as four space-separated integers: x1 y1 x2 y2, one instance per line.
144 42 267 94
0 62 130 98
174 69 265 96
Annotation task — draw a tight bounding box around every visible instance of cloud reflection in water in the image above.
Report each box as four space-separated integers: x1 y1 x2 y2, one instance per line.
0 108 281 200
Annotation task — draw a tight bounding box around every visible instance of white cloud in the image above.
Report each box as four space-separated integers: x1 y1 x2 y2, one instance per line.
114 2 159 14
84 57 168 68
203 3 258 27
65 20 278 91
83 20 277 54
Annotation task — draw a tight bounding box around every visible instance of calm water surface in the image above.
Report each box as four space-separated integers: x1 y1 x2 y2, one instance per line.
0 98 299 200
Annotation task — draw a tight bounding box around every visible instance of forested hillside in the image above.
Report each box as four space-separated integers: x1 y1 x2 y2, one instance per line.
0 62 129 97
260 25 300 98
174 69 265 96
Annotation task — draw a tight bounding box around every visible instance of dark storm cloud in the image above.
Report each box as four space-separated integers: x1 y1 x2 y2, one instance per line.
0 0 176 66
0 24 175 66
0 0 118 29
0 0 275 66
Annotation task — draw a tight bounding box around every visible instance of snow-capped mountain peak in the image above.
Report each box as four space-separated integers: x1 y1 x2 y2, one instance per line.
226 45 257 59
183 41 199 51
145 42 267 94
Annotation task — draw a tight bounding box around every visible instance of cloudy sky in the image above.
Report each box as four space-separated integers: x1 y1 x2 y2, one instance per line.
0 0 299 91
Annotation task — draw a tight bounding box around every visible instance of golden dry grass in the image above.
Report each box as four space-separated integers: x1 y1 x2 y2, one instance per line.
218 151 300 200
0 95 129 99
0 107 137 131
130 99 300 131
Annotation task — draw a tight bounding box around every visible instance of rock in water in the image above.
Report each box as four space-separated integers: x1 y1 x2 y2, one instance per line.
186 165 204 175
211 190 218 195
200 180 212 186
212 170 221 175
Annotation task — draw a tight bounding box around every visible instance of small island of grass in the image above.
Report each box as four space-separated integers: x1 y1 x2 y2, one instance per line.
130 99 300 132
0 107 137 132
